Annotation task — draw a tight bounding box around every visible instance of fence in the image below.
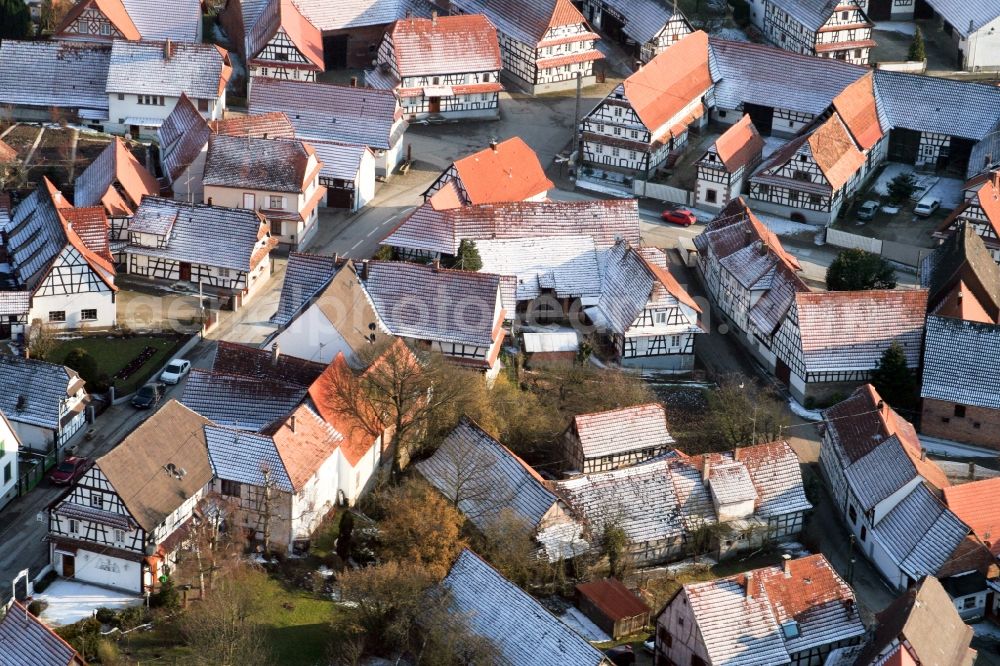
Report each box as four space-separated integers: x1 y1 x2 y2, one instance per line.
824 228 931 268
633 180 693 205
825 228 882 254
18 450 56 495
876 60 926 74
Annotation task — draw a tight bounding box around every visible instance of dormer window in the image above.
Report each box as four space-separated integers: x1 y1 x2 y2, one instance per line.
781 621 800 639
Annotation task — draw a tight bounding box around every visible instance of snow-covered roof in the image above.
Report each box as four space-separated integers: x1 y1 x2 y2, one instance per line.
106 40 230 99
873 69 1000 141
0 356 82 431
270 252 339 326
0 40 110 115
181 369 306 432
923 0 1000 37
571 403 674 461
922 315 1000 410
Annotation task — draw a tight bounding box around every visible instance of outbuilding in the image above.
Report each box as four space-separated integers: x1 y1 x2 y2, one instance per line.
576 578 650 640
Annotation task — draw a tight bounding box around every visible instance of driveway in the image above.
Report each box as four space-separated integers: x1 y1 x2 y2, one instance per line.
871 20 958 72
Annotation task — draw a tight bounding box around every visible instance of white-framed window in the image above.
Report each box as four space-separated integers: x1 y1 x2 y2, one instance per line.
218 268 230 278
671 335 681 347
49 311 66 323
90 493 103 509
114 529 126 543
68 519 79 534
269 195 284 209
655 311 667 324
614 106 623 117
612 147 620 157
81 309 97 321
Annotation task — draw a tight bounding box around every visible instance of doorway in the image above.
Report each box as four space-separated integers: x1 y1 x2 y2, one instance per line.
428 97 441 114
743 103 774 136
323 35 348 69
179 262 192 281
63 554 75 578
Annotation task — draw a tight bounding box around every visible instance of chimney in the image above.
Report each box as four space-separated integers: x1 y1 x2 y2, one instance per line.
360 259 369 280
271 342 280 366
969 460 976 480
782 553 791 577
745 572 753 600
332 252 340 265
920 448 927 461
489 137 498 152
431 9 437 24
350 76 358 88
207 197 213 206
432 258 441 272
701 454 711 483
164 38 173 60
289 413 296 432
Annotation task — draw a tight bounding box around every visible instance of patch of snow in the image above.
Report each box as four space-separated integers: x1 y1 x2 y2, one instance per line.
937 459 1000 483
316 565 335 578
919 435 1000 459
925 176 965 209
778 541 812 558
712 28 750 42
754 211 818 236
973 621 1000 641
35 580 142 627
575 176 634 198
873 21 916 36
870 163 935 199
762 136 789 159
788 399 822 420
559 606 612 643
881 205 901 214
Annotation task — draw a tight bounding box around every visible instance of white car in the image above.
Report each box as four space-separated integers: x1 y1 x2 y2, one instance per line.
914 197 940 217
160 359 191 385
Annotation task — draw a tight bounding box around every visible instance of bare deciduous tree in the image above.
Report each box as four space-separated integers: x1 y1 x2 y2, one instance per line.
707 373 789 448
181 565 272 666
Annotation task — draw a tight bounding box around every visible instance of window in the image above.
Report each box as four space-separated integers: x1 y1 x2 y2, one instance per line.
678 616 684 627
705 189 718 204
793 170 811 182
612 147 620 157
432 76 440 85
655 311 667 324
198 98 209 112
799 155 807 162
3 463 9 484
954 404 966 418
963 596 979 610
942 416 950 423
671 335 681 347
841 10 848 19
81 309 97 321
613 127 622 136
275 52 289 61
114 529 126 543
101 22 110 35
482 72 490 82
848 504 857 524
49 311 66 323
758 184 769 196
117 93 124 100
614 106 623 117
221 479 241 497
630 130 638 139
718 110 727 118
90 493 103 510
809 194 822 205
218 268 230 278
855 48 862 58
243 193 256 209
860 525 867 541
269 195 284 209
68 519 79 535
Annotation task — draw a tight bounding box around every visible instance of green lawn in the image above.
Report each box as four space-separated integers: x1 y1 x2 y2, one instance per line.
47 335 186 395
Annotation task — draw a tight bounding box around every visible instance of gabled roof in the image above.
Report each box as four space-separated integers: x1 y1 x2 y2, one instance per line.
792 289 927 373
158 93 211 184
922 315 1000 410
443 549 608 666
308 140 372 182
922 223 1000 322
873 69 1000 141
832 71 883 152
57 0 202 41
128 197 276 272
57 0 140 39
416 417 559 531
74 138 159 216
0 40 110 114
360 260 502 347
709 113 764 172
270 252 339 326
944 477 1000 556
622 30 712 132
734 440 812 517
293 0 423 31
856 576 975 666
748 262 809 337
767 0 855 31
213 340 325 387
246 0 324 70
923 0 1000 37
0 601 85 666
306 354 382 467
181 368 306 432
387 15 501 77
576 578 650 621
97 400 213 532
106 40 232 99
694 198 802 273
447 137 552 206
60 206 113 264
203 134 318 193
571 403 674 461
755 114 865 192
210 111 296 138
683 554 864 666
384 198 639 257
249 78 404 150
451 0 594 46
601 0 691 46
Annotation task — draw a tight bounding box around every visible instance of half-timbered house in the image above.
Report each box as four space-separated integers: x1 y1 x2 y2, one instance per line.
248 77 407 177
0 600 87 666
0 40 111 126
0 412 19 511
580 0 692 63
157 93 212 204
579 31 712 179
556 440 811 566
417 417 588 562
3 179 118 334
367 14 503 121
0 356 89 454
244 0 325 95
73 137 159 239
761 0 875 65
449 0 604 94
202 134 325 250
563 403 675 474
921 0 1000 72
749 112 867 225
360 260 506 377
818 386 994 594
586 243 703 372
695 113 764 211
125 197 277 306
54 0 203 42
934 171 1000 262
105 40 232 138
310 141 376 211
656 554 865 666
47 401 213 594
921 223 1000 323
421 137 553 206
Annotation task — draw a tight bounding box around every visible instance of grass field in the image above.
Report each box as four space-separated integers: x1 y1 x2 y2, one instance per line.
47 335 185 394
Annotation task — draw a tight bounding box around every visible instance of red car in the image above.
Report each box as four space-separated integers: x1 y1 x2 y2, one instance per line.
50 456 90 485
661 208 698 226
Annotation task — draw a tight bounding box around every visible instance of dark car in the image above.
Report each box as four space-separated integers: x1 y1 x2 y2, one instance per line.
50 456 90 485
605 644 635 666
131 383 163 409
661 208 698 226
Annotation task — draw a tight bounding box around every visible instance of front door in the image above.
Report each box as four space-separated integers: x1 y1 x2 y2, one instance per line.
63 554 75 578
428 97 441 114
179 262 192 281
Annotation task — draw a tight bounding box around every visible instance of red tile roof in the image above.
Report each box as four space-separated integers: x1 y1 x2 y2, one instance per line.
623 30 711 132
637 251 702 313
751 553 857 626
74 137 159 217
270 403 343 491
389 14 501 77
210 111 296 138
832 71 883 151
807 114 867 191
944 477 1000 555
712 113 764 172
46 179 118 292
56 0 141 40
247 0 324 71
452 137 553 205
547 0 587 29
536 49 604 69
308 353 382 466
0 138 17 162
60 206 113 263
576 578 650 621
213 340 325 386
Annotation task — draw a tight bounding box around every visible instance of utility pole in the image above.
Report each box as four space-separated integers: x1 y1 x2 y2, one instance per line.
573 71 583 161
847 533 856 586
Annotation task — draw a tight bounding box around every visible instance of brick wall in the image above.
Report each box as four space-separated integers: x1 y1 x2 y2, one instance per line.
921 398 1000 450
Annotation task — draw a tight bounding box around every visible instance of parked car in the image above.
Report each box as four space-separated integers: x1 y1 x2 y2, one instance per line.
605 644 635 666
50 456 90 485
131 384 163 409
160 359 191 385
914 197 940 217
643 635 655 653
856 200 879 221
661 208 698 226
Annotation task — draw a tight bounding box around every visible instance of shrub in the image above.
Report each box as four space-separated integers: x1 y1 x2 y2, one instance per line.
115 605 147 631
373 244 395 261
150 578 180 610
95 607 116 624
907 26 926 62
886 171 917 206
729 0 751 26
95 639 120 665
27 600 47 616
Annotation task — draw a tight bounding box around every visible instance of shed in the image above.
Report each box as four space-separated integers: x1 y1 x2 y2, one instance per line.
522 331 578 365
576 578 651 640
